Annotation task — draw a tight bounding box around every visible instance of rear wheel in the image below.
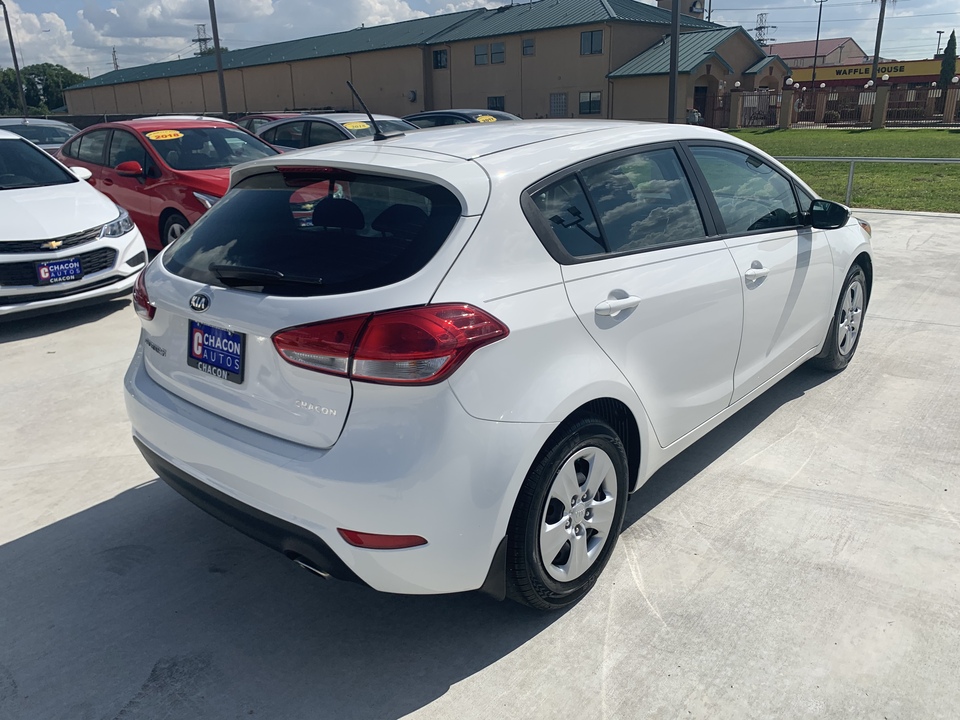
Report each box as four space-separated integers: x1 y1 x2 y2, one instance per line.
811 264 866 371
507 418 628 610
161 212 189 247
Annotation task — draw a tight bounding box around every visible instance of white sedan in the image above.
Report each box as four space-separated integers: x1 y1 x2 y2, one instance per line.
0 129 147 318
124 120 872 609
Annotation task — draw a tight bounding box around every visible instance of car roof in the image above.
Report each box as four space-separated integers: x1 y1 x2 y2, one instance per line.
277 113 404 123
405 109 520 120
0 117 78 128
0 128 21 140
107 116 239 131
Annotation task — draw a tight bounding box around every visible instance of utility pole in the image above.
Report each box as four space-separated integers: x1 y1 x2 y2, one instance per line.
811 0 828 85
0 0 27 116
192 24 211 56
668 0 679 123
937 30 944 56
208 0 228 117
870 0 889 82
112 46 119 71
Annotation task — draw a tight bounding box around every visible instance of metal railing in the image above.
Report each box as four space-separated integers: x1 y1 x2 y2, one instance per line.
774 156 960 205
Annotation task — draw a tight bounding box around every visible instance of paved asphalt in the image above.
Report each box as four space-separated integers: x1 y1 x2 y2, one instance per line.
1 209 958 719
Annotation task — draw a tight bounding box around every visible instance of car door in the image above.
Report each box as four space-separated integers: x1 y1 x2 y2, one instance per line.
101 129 159 237
530 145 744 448
686 144 835 403
63 128 110 192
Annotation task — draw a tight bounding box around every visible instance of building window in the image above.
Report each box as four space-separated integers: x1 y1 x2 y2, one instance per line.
433 49 448 69
550 92 568 117
491 42 505 64
581 30 603 55
523 38 535 56
487 96 505 111
579 91 601 115
475 44 488 65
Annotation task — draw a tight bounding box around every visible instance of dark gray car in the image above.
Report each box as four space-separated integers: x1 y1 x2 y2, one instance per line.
0 118 80 154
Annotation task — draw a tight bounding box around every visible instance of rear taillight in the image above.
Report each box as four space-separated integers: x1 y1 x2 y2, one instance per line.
338 529 427 549
272 304 508 385
133 270 155 321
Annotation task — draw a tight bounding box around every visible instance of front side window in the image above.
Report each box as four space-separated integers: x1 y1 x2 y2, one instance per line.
690 145 801 233
523 38 535 56
531 175 604 258
579 91 601 115
579 149 706 252
144 127 277 169
487 96 505 112
164 170 462 297
475 44 488 65
433 49 448 69
0 138 77 190
108 130 147 169
76 129 110 165
491 42 505 64
581 30 603 55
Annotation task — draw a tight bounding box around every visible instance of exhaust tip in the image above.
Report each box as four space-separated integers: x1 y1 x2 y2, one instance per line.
292 557 331 579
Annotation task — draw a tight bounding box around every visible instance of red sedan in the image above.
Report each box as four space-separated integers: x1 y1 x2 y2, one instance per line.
56 117 279 250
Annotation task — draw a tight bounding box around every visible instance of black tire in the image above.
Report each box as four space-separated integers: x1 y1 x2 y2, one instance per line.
161 212 189 247
811 264 867 372
506 418 629 610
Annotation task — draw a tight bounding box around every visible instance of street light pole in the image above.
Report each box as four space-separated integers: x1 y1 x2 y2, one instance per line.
937 30 944 56
208 0 228 117
0 0 27 117
811 0 828 86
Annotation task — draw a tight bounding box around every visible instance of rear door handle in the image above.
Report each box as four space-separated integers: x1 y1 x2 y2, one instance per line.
103 178 114 186
595 296 641 316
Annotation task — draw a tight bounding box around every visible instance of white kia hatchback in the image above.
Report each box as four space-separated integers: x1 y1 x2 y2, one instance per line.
0 129 147 318
124 121 872 609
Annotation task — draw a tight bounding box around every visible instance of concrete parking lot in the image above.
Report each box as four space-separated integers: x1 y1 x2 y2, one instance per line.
1 209 958 719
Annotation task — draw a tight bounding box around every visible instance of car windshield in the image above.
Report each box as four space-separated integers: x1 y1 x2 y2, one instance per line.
0 138 76 189
163 169 461 297
4 124 78 145
142 127 278 170
341 120 412 138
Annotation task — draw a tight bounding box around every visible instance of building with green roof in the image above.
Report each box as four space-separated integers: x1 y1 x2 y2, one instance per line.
64 0 787 125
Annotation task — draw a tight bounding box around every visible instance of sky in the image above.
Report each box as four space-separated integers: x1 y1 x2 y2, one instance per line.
0 0 956 79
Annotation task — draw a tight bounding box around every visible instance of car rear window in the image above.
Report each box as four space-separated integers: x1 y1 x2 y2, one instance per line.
0 138 77 189
163 169 462 297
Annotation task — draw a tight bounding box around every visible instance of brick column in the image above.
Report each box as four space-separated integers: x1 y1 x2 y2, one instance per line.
944 86 960 123
779 88 794 129
872 85 890 129
728 90 743 129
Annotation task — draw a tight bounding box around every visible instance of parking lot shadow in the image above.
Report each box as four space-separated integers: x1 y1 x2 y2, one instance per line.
0 478 557 720
0 297 131 343
624 365 832 528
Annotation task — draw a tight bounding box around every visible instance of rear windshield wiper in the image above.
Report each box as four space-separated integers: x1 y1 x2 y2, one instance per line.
210 264 322 288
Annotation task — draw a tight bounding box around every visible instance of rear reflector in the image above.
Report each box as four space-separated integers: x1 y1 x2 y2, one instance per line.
338 529 428 550
272 304 508 385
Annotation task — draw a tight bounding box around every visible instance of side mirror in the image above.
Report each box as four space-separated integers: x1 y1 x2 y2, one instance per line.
809 199 850 230
115 160 144 177
70 166 93 181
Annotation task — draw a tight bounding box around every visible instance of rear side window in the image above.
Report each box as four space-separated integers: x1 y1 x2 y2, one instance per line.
164 170 462 297
76 130 109 165
531 175 604 257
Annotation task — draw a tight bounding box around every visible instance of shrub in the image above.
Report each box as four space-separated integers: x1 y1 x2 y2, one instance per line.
823 110 841 123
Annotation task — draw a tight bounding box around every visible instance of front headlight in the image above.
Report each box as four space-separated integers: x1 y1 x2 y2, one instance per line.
193 191 221 210
100 207 135 238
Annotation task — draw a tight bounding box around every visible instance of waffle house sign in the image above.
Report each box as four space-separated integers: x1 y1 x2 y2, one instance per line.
790 59 940 86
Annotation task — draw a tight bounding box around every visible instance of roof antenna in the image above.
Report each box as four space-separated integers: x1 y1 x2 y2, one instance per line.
346 81 404 141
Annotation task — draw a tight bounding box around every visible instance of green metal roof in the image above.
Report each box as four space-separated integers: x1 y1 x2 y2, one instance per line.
744 54 789 75
69 0 719 91
68 10 482 90
608 26 742 77
435 0 716 42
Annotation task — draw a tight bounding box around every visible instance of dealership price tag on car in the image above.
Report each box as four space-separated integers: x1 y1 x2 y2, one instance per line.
187 320 245 384
35 258 83 284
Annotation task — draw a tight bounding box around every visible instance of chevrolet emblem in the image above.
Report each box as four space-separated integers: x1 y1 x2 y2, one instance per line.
40 240 64 250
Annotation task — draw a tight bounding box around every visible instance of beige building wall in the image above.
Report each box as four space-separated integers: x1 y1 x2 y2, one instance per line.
137 78 174 113
114 83 144 114
290 57 352 109
238 65 294 111
199 69 247 112
612 75 682 122
64 88 96 114
169 74 206 113
349 48 427 116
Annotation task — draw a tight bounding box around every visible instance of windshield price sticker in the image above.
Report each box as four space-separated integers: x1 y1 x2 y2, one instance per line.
188 320 245 384
476 115 498 123
342 121 370 131
36 258 82 284
145 130 184 141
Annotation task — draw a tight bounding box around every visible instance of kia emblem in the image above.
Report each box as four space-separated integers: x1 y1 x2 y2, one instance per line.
189 293 211 313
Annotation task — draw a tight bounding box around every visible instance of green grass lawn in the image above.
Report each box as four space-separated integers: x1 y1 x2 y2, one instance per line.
726 129 960 213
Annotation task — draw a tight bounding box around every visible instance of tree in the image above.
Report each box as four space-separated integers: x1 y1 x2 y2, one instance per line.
197 46 229 56
939 30 957 90
0 63 85 114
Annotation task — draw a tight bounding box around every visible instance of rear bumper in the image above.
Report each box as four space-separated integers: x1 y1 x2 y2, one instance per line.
124 342 555 595
134 437 365 585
